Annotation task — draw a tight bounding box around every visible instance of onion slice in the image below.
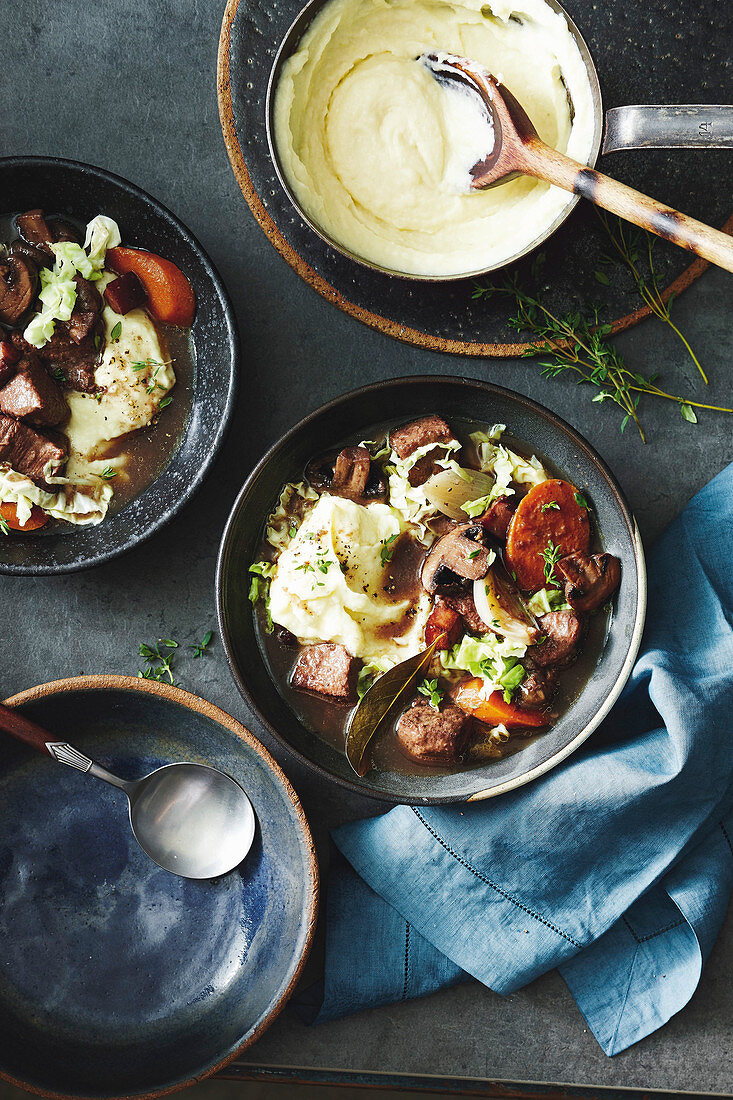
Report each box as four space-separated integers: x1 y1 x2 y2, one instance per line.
474 565 539 646
423 468 495 521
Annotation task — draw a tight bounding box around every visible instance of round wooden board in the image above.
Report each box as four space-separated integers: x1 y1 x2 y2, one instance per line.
218 0 732 357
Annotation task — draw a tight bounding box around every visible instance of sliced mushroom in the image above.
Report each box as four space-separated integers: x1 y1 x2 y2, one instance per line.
0 255 38 323
305 446 387 503
421 522 492 594
556 552 621 612
331 445 372 499
9 239 51 269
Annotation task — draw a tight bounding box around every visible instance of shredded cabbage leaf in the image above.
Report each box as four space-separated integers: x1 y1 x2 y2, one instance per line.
441 632 527 701
265 481 319 554
23 214 121 348
0 465 112 526
527 587 571 615
461 430 548 517
386 439 460 535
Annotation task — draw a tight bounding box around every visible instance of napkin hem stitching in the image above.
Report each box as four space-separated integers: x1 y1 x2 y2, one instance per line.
720 820 733 858
402 922 411 1001
411 808 582 948
621 915 685 943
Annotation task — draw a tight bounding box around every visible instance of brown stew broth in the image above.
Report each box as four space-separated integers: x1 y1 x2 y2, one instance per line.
0 212 194 526
253 417 611 778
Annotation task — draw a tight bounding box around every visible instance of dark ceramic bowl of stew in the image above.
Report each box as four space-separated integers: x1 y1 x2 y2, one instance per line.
0 157 237 575
217 377 646 804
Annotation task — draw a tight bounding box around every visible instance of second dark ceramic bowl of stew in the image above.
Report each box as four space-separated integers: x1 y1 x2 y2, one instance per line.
0 157 238 575
217 377 646 804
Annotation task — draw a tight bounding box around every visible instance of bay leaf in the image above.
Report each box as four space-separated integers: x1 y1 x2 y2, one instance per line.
345 635 443 777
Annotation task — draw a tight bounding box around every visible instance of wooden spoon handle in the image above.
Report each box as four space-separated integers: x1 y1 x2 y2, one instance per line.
0 701 58 755
528 144 733 272
0 702 93 772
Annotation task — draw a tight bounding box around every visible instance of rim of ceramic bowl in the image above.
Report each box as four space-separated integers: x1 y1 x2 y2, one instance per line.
0 156 239 576
0 674 319 1100
217 375 647 805
263 0 603 282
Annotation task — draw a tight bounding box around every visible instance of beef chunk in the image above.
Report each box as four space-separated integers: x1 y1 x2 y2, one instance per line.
444 591 489 634
67 276 103 344
291 643 357 702
0 413 67 479
0 357 68 426
479 495 516 540
16 209 55 256
516 668 557 709
556 552 621 612
389 415 458 487
425 599 463 650
397 701 473 764
31 329 100 392
390 415 454 459
0 255 38 324
526 610 585 668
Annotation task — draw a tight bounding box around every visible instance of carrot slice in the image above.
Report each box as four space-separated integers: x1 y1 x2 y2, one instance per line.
453 678 548 728
0 502 48 531
505 479 590 591
106 246 195 327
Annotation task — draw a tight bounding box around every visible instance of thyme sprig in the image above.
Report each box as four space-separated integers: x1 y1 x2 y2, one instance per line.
596 212 706 385
472 275 732 443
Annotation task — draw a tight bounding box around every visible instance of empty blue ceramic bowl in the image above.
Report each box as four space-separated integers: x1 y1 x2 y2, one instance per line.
0 676 318 1098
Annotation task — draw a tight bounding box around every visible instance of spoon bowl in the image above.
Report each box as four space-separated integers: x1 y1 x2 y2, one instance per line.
128 763 256 879
0 703 256 879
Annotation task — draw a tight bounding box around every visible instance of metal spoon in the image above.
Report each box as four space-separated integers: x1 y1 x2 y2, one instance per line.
0 702 256 879
421 53 733 273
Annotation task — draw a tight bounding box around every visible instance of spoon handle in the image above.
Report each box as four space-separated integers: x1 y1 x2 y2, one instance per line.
0 702 93 771
528 145 733 273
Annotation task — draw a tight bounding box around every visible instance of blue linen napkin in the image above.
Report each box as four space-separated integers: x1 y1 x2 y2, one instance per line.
303 462 733 1055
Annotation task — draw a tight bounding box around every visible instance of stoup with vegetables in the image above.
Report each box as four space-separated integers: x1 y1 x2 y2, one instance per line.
0 208 195 533
249 415 622 778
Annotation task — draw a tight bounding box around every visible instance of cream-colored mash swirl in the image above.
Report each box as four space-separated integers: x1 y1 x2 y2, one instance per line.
273 0 596 276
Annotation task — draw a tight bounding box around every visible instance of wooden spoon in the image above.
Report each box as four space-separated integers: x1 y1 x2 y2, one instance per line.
423 53 733 273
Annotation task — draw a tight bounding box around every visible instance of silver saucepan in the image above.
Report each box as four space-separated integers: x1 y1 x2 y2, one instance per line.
265 0 732 281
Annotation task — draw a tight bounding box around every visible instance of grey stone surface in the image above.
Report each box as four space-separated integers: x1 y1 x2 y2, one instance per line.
1 0 732 1094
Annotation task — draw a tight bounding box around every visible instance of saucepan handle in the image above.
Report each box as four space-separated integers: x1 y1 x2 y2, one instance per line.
602 105 733 154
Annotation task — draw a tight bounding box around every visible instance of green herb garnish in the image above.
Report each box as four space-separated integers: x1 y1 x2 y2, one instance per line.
110 320 122 341
541 539 562 587
100 466 116 480
472 222 733 441
138 639 179 685
159 396 173 409
380 532 399 566
0 516 10 536
574 492 590 510
188 630 213 658
540 500 560 512
417 678 444 711
51 367 66 383
467 547 482 560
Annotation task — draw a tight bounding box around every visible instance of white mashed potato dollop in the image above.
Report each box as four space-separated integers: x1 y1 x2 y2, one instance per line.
64 273 175 484
269 494 430 664
273 0 596 276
